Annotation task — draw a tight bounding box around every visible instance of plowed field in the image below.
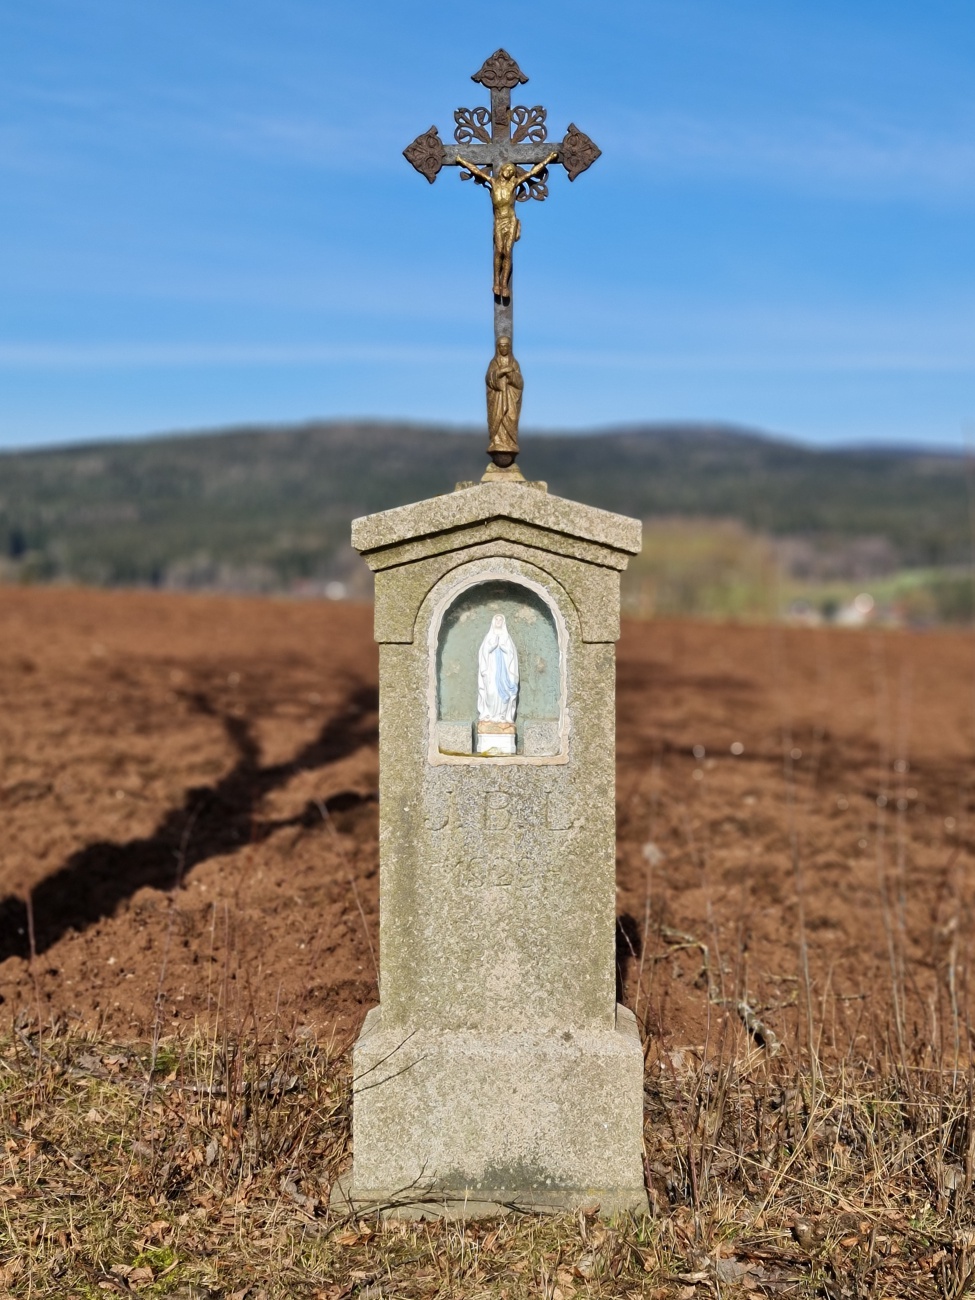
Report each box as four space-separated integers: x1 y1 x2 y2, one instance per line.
1 586 972 1060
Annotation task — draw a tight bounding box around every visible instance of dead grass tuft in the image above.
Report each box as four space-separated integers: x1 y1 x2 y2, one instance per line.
2 1014 975 1297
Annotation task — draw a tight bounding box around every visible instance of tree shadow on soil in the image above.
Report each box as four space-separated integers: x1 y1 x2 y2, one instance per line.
0 682 378 964
616 912 641 1004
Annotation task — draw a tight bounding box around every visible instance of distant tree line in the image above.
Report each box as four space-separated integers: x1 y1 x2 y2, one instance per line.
1 420 972 616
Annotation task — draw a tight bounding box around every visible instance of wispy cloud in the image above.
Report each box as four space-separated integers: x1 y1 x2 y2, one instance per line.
610 110 975 199
207 103 975 192
533 347 975 374
182 103 975 192
0 339 970 374
0 342 481 368
0 125 57 175
207 112 406 168
10 64 971 196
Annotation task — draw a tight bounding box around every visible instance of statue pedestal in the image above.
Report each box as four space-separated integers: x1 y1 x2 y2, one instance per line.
343 482 645 1218
476 721 516 755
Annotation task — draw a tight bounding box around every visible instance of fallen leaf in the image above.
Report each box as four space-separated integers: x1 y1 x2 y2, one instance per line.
714 1258 750 1283
0 1258 24 1287
573 1252 595 1278
335 1229 366 1246
918 1250 948 1271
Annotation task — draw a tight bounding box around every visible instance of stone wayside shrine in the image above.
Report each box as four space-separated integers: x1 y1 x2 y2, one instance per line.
337 52 647 1217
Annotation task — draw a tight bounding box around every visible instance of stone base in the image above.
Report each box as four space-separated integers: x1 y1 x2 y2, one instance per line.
336 1005 648 1220
480 461 526 484
330 1175 647 1220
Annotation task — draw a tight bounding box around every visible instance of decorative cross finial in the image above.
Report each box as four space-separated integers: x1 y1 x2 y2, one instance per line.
405 51 600 481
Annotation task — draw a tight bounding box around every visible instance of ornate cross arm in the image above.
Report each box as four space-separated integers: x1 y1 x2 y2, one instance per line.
404 50 600 190
405 121 600 188
403 51 601 483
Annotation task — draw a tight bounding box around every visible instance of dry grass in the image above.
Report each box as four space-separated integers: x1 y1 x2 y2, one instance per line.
3 1000 975 1299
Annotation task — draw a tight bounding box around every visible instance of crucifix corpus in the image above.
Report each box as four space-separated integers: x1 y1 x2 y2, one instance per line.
405 49 600 480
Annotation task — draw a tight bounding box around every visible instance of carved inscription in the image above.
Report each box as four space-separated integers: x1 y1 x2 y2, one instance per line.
484 790 512 831
424 786 453 830
449 853 563 890
422 770 586 891
426 787 579 838
543 786 573 831
462 856 520 888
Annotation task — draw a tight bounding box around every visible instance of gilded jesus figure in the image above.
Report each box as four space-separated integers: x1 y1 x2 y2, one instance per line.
486 335 523 459
455 153 558 299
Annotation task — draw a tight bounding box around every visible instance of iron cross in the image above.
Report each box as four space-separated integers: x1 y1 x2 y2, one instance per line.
404 49 601 347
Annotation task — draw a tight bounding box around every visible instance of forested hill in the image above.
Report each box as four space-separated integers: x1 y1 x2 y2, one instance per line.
0 420 968 589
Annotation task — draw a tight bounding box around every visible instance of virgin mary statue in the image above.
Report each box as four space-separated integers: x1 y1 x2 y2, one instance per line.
477 614 519 725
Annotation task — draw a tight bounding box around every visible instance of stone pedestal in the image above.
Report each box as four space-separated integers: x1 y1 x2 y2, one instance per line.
341 482 646 1217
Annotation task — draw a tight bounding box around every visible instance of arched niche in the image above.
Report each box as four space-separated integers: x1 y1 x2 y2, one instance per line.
429 575 568 763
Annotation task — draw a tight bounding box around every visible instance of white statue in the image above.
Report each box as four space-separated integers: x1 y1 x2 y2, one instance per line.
476 614 519 753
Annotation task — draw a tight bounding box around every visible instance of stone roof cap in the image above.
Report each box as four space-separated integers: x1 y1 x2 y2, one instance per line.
352 483 641 560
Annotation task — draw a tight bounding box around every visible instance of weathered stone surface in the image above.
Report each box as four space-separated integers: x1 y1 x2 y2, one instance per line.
372 540 625 645
345 1005 647 1217
522 719 561 757
352 482 642 560
343 482 646 1217
354 484 640 648
436 720 473 754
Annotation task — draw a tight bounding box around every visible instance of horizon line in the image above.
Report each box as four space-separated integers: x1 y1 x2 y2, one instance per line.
1 415 970 460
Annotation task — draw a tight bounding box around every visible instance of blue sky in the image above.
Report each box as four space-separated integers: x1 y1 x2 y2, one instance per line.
1 0 972 448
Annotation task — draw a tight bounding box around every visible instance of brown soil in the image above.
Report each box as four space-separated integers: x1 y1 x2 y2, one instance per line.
1 586 973 1058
